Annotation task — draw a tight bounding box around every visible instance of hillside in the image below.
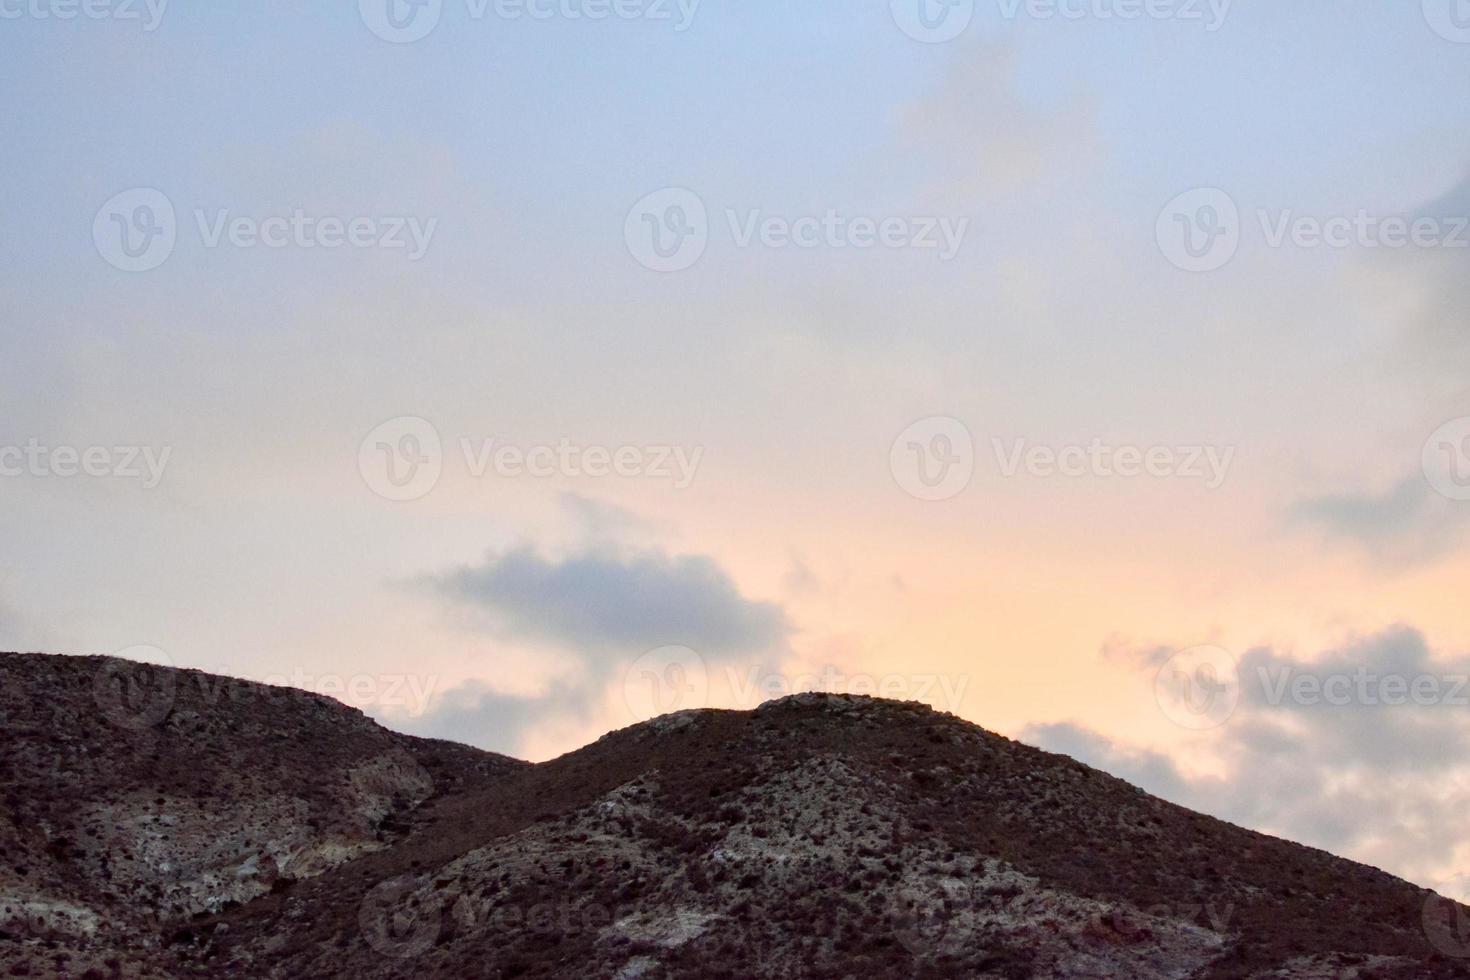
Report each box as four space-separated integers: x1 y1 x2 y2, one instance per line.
2 653 1467 978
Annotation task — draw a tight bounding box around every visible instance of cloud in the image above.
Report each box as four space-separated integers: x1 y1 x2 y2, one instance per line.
558 493 664 546
1352 166 1470 389
1402 171 1470 365
1287 474 1468 565
424 545 791 658
1026 627 1470 887
405 539 794 756
0 591 42 653
0 595 16 649
1025 721 1199 804
1236 627 1470 773
900 41 1097 199
1099 635 1176 671
387 681 543 759
781 552 818 596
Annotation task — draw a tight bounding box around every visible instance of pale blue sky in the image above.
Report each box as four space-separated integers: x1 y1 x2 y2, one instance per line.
3 0 1470 887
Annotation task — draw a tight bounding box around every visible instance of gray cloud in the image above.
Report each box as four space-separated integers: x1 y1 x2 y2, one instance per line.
1024 721 1199 804
0 591 42 653
405 539 794 756
0 595 16 649
900 40 1097 200
384 681 544 759
1099 635 1175 671
558 493 664 545
781 552 818 597
1237 627 1470 773
425 545 790 658
1026 627 1470 886
1288 474 1468 565
1406 171 1470 364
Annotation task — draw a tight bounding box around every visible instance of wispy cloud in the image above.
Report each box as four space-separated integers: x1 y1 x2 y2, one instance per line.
900 40 1097 200
423 545 791 658
1288 474 1468 565
1027 626 1470 886
403 521 794 755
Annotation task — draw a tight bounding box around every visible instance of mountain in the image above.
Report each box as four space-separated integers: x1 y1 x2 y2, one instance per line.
2 652 1467 979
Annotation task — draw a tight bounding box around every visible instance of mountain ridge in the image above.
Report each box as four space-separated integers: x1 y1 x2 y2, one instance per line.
2 652 1467 978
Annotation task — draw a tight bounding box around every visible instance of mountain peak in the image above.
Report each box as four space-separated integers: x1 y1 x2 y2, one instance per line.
3 653 1465 979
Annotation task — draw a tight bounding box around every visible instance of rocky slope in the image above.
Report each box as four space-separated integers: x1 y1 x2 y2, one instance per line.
0 653 525 978
2 653 1467 979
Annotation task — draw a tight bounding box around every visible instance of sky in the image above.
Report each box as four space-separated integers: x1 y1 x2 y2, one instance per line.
3 0 1470 892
